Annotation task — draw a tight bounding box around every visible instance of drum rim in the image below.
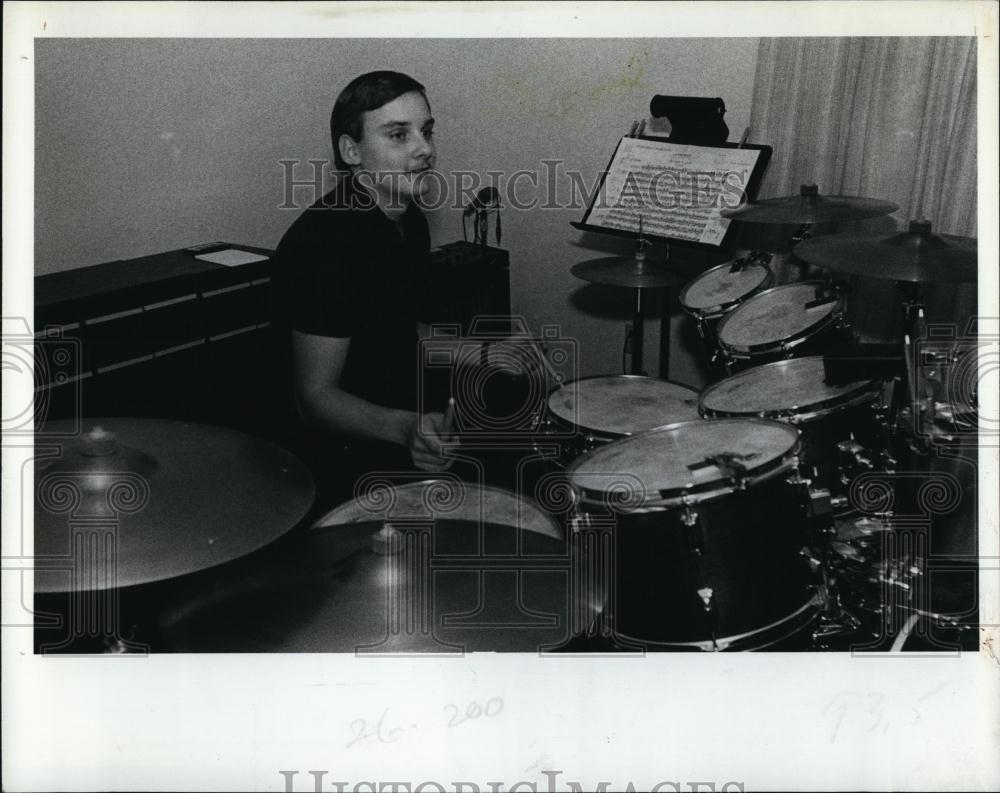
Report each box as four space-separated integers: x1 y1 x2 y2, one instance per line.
566 417 802 506
715 281 845 354
611 593 821 652
678 260 773 317
698 356 881 421
546 374 700 439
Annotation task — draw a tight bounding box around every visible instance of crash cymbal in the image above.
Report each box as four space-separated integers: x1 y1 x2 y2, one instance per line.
34 419 315 593
793 219 978 282
160 520 592 652
720 184 899 224
571 254 687 289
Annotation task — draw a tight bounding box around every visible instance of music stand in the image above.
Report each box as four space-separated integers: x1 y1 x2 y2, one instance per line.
571 119 771 376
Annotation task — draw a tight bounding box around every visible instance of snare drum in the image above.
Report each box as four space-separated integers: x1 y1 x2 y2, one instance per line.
566 418 821 650
698 357 889 512
716 282 851 371
540 375 700 464
679 257 774 365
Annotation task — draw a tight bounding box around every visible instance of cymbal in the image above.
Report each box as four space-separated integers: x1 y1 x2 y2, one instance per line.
34 419 315 593
793 220 978 282
571 255 688 289
720 184 899 224
160 520 593 652
312 480 562 538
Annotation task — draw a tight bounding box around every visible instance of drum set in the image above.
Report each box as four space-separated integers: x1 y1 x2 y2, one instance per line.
33 188 981 655
547 185 981 651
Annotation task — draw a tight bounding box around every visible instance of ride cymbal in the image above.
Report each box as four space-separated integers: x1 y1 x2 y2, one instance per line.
721 184 899 225
793 219 977 283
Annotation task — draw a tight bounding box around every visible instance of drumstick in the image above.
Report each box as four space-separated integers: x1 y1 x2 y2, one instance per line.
442 397 457 440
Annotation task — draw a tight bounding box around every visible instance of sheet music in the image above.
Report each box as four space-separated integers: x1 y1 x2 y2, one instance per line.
587 137 762 246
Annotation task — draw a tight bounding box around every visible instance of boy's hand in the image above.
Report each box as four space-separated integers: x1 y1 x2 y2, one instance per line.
408 399 456 472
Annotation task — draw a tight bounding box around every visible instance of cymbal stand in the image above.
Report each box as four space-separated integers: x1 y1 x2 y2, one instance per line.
627 218 653 376
889 281 927 438
630 286 646 376
790 223 813 247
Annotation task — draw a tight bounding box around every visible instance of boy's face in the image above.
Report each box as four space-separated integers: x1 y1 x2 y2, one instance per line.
340 90 436 207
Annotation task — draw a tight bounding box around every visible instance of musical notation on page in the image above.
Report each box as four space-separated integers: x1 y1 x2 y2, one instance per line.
584 137 765 247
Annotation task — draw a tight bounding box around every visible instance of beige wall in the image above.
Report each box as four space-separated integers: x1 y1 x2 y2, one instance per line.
35 38 759 382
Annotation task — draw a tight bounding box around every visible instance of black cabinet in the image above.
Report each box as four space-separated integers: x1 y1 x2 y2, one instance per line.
34 246 290 441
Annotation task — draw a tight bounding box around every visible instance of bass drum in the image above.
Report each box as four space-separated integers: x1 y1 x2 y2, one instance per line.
698 356 889 513
566 418 821 651
716 282 851 372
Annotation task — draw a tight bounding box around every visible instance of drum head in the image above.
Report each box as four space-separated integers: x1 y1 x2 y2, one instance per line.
680 262 771 314
547 376 700 437
567 418 800 503
699 357 876 419
717 282 840 351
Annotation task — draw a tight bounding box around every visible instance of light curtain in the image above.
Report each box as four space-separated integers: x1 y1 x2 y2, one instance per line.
749 37 977 236
747 36 978 336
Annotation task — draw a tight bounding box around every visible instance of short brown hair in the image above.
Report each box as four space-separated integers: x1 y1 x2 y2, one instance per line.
330 71 427 171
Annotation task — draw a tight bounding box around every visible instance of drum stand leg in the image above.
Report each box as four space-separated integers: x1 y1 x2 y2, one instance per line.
811 564 862 645
631 286 645 376
795 477 864 647
889 283 926 439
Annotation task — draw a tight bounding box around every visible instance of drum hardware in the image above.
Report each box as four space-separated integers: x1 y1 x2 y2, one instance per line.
686 452 752 492
679 495 703 556
104 632 143 655
804 286 841 311
730 249 774 272
836 434 875 477
571 220 691 376
566 509 592 534
790 223 812 246
787 461 878 644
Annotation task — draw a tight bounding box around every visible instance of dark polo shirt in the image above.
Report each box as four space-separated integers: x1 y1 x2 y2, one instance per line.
274 175 431 412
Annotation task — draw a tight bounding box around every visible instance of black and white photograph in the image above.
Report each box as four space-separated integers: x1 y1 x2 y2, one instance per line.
3 2 998 791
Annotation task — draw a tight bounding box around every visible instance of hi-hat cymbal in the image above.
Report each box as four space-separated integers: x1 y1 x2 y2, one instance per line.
34 419 315 592
720 184 899 224
571 255 688 289
793 220 978 283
